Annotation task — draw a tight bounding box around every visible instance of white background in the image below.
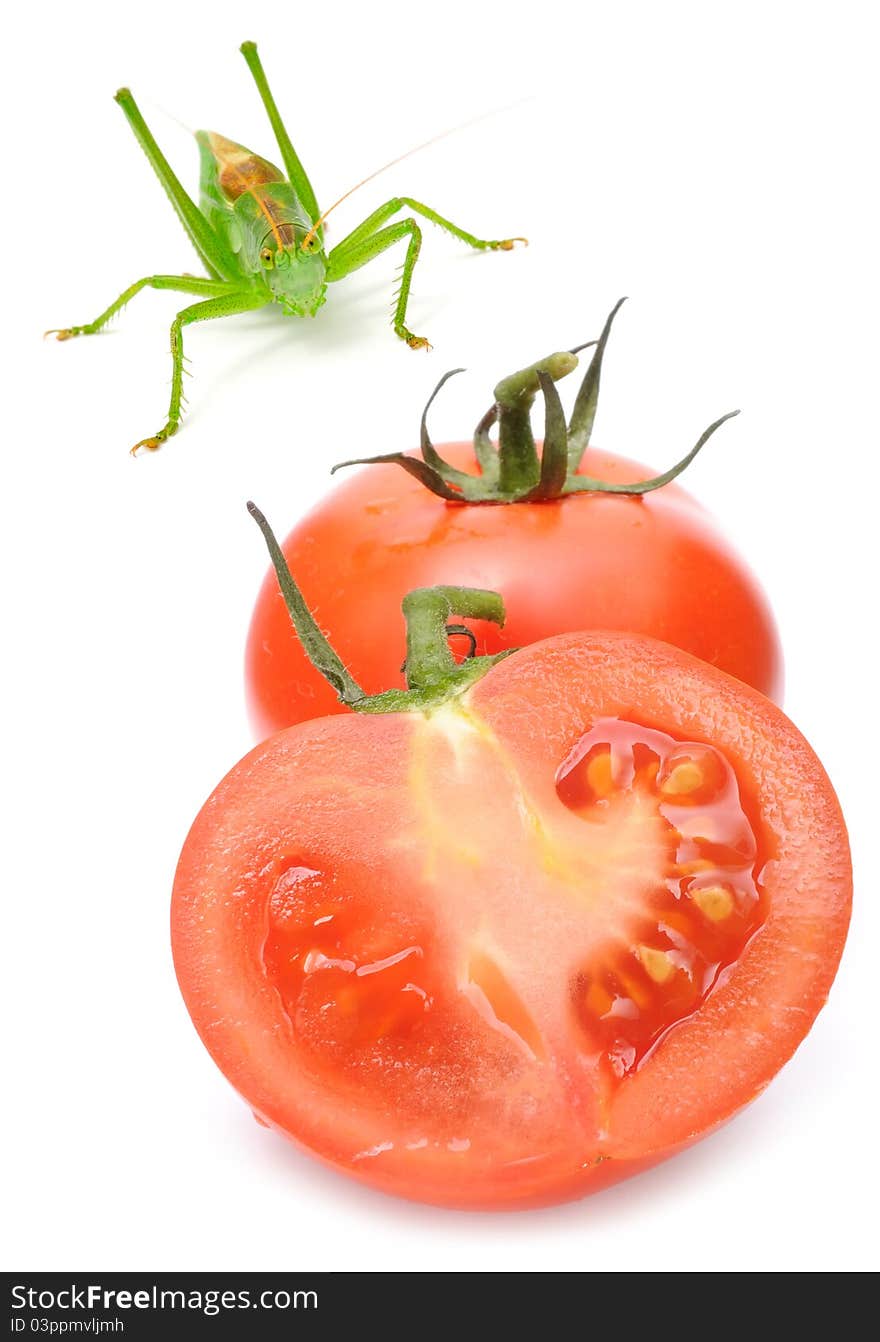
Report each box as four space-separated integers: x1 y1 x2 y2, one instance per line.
3 0 877 1273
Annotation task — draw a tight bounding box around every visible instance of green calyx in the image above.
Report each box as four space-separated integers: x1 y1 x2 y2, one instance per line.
248 503 513 715
331 298 740 503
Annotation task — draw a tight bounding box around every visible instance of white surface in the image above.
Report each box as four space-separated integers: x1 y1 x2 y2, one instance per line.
4 0 877 1273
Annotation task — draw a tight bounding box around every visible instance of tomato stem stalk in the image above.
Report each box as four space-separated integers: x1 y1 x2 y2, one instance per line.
330 298 740 503
401 587 505 695
248 503 514 715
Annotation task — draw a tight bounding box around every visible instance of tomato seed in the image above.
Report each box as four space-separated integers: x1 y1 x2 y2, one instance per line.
557 718 766 1080
638 945 676 984
691 885 735 922
659 761 704 797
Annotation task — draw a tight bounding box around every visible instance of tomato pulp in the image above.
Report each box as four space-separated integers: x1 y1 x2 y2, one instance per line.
246 446 783 739
176 633 846 1209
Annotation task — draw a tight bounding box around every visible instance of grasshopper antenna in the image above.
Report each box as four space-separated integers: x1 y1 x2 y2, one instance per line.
300 97 533 251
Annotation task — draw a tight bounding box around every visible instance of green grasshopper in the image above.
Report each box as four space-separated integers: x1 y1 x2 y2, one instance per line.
49 42 525 453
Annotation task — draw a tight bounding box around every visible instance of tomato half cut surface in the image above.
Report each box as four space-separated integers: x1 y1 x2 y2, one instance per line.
173 633 850 1209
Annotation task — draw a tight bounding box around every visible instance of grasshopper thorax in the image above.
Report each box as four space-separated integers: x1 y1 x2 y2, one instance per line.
198 131 328 317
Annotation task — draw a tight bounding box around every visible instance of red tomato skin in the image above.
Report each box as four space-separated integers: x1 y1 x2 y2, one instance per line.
176 633 848 1210
245 445 783 740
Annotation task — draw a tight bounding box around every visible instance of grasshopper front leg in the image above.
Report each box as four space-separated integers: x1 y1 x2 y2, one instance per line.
132 288 270 454
329 217 431 348
327 197 525 349
47 274 239 341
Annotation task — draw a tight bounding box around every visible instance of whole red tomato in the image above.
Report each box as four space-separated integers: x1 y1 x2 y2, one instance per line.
246 310 782 739
181 549 848 1209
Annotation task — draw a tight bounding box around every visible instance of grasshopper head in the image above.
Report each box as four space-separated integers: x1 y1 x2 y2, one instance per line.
260 240 327 317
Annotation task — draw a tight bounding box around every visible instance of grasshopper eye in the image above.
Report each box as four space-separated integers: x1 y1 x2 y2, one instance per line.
301 233 319 254
260 247 274 268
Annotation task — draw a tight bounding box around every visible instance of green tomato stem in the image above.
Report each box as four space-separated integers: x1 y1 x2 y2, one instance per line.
247 502 365 706
248 503 513 716
401 586 505 694
494 351 578 496
330 299 739 506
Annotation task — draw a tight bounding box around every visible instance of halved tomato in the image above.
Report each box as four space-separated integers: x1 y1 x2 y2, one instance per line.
173 628 850 1208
